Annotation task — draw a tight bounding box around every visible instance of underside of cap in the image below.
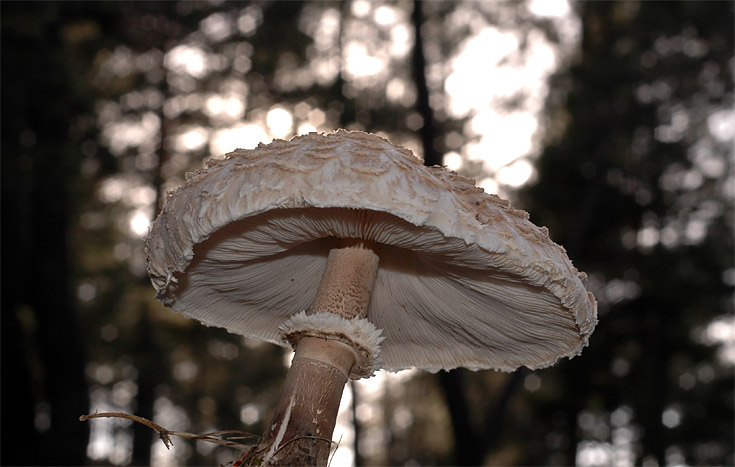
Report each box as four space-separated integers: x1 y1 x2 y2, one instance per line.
145 130 598 373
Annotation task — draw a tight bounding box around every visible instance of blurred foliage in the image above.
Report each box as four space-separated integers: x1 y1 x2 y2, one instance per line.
517 2 734 465
1 1 732 466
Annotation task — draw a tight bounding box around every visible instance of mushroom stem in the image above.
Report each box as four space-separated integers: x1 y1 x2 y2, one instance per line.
257 337 355 466
254 240 380 466
308 239 380 320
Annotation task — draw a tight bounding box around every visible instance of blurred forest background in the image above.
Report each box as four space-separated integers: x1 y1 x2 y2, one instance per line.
2 1 733 466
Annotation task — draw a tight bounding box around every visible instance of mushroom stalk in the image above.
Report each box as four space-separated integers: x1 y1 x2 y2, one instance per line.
308 239 380 319
254 240 380 466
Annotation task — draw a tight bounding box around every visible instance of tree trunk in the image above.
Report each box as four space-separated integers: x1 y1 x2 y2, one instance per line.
411 0 442 167
1 6 91 462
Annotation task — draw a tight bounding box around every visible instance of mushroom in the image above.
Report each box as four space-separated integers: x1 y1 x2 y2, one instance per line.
145 130 597 465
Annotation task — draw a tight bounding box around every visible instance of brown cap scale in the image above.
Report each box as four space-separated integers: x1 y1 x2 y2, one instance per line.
145 130 597 465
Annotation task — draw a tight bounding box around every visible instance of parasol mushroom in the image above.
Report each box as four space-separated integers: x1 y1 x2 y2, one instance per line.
145 130 597 465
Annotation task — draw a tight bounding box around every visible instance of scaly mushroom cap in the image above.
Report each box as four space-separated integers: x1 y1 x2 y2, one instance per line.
146 130 597 373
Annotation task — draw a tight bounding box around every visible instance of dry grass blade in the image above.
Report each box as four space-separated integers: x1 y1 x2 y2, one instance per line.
327 434 342 467
80 412 258 450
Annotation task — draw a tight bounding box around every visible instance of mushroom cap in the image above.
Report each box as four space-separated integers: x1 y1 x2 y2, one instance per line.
146 130 597 373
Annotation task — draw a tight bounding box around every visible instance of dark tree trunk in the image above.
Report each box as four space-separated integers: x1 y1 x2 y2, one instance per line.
2 4 90 463
411 0 442 167
1 140 38 464
411 2 485 463
484 370 525 449
132 49 172 467
351 381 363 466
411 2 530 463
437 371 484 466
131 309 164 465
29 137 91 466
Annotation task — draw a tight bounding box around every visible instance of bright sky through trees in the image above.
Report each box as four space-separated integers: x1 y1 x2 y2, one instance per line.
115 0 577 240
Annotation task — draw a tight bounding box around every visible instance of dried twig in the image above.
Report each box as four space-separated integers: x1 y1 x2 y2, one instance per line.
81 412 341 466
79 412 258 451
